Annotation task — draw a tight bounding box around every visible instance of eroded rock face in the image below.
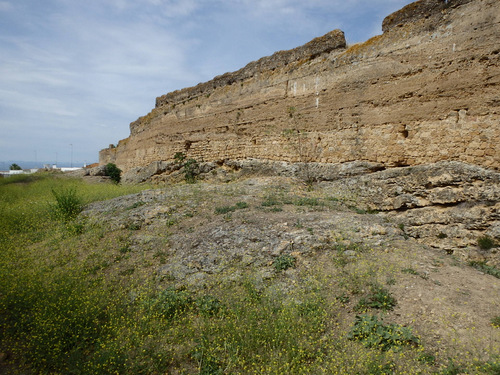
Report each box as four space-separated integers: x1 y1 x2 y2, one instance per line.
100 0 500 174
324 161 500 253
381 0 473 32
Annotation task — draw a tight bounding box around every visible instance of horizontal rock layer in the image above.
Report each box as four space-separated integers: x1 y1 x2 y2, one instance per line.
100 0 500 174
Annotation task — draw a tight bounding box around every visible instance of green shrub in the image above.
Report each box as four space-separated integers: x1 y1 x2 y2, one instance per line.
478 236 496 250
105 163 122 184
174 153 200 183
274 254 296 271
50 187 83 222
183 158 199 184
348 314 420 351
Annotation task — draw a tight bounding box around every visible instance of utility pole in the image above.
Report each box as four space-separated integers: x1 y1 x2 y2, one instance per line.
70 144 73 168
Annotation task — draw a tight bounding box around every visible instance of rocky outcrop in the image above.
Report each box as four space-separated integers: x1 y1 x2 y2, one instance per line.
324 161 500 254
100 0 500 175
381 0 473 32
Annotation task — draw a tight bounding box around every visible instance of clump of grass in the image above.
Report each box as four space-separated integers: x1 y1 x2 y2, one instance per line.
294 197 320 207
348 314 420 351
274 254 296 271
127 201 146 210
261 194 281 207
402 268 418 275
215 201 249 214
235 201 248 209
50 187 83 222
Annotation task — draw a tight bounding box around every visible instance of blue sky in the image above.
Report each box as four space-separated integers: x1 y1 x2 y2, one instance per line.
0 0 414 167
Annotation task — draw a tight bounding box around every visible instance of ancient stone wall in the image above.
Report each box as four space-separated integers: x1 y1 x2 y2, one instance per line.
100 0 500 174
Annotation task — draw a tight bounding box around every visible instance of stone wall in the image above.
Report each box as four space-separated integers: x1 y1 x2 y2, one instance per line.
100 0 500 174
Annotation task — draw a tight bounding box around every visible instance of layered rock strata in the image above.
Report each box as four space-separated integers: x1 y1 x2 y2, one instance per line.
100 0 500 176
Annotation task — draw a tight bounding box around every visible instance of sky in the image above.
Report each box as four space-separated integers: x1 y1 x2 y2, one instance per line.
0 0 415 167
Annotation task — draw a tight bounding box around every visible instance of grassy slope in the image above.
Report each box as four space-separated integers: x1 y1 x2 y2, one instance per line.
0 174 499 374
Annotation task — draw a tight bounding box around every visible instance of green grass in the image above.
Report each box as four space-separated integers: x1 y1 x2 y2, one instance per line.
469 261 500 279
0 174 498 374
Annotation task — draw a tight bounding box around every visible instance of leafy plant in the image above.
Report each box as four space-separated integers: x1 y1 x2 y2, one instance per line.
144 288 193 319
9 163 22 170
491 316 500 328
355 284 396 311
183 159 199 183
274 254 296 271
50 187 83 222
174 152 199 183
174 151 186 164
348 314 420 351
195 295 224 317
440 358 464 375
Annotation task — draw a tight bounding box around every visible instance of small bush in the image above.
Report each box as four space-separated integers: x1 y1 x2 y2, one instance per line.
105 163 122 184
348 314 420 351
50 187 83 222
183 158 199 184
274 254 296 271
478 236 496 250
